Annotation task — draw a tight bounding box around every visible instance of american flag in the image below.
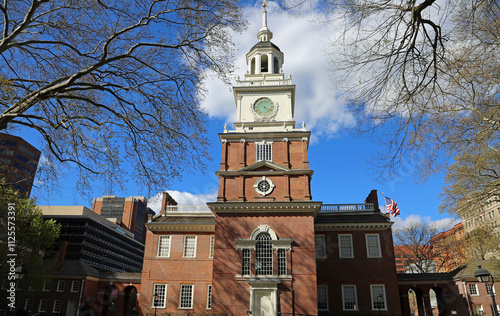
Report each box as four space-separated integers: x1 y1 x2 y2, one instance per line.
384 196 400 217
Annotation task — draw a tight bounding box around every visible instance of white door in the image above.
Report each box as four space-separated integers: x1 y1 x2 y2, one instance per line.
253 290 274 316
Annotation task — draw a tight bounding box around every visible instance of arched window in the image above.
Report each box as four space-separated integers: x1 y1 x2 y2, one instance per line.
261 55 269 73
273 57 280 73
255 232 273 275
251 58 256 74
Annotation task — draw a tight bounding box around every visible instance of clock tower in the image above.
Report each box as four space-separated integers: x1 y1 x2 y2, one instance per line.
208 2 320 315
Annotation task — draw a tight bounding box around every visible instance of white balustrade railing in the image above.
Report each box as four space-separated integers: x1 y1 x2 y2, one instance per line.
236 79 292 87
319 203 375 213
164 205 212 214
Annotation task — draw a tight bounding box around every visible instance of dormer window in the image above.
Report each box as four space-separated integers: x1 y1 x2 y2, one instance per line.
256 141 273 161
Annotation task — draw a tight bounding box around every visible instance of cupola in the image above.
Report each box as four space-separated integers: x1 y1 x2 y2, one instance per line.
246 1 284 76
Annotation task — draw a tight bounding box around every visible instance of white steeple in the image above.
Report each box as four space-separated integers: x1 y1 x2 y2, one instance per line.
258 0 273 42
230 0 296 133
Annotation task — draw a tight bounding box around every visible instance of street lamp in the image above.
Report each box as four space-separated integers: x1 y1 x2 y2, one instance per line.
474 265 498 316
153 292 159 316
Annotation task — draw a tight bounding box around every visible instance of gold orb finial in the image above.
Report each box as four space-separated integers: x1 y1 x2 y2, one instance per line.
263 0 267 8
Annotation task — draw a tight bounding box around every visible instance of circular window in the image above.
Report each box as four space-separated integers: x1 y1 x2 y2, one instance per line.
254 177 275 196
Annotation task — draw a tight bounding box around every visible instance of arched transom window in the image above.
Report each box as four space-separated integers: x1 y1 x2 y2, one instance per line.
255 232 273 275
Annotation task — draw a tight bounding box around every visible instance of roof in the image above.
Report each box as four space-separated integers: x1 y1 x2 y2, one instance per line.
150 215 215 225
398 271 461 282
249 40 281 53
315 211 390 224
453 259 500 279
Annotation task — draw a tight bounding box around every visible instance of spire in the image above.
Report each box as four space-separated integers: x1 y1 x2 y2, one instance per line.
258 0 273 42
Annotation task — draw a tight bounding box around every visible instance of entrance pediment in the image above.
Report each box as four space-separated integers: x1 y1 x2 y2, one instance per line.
239 161 290 172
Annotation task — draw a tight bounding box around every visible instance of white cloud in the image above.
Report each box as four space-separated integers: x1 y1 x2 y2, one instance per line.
391 214 458 232
200 3 354 140
148 189 218 214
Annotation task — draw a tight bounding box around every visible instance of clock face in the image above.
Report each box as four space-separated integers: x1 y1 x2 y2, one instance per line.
253 97 275 116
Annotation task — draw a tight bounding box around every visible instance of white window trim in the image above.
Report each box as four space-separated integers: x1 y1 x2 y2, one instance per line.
256 141 273 162
152 284 167 309
38 300 47 312
370 284 388 311
157 235 171 258
209 235 215 258
24 299 34 311
339 234 354 258
317 285 329 311
71 281 80 293
366 233 382 258
179 284 194 309
206 284 212 310
342 285 358 311
183 235 197 258
470 283 479 296
315 235 326 259
42 281 51 291
56 280 65 292
52 299 62 313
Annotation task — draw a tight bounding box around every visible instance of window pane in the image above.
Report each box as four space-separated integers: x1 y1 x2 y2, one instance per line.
53 300 62 313
315 235 326 258
255 233 273 275
371 285 386 310
257 143 272 161
470 284 478 295
158 236 171 257
183 236 197 258
207 285 212 309
242 249 251 275
278 249 287 276
153 284 167 308
209 235 215 258
342 285 357 310
339 235 353 258
317 285 329 310
180 285 194 309
39 300 47 312
366 234 382 257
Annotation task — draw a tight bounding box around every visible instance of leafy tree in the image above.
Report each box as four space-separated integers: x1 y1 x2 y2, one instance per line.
0 0 245 196
0 185 60 287
465 227 500 260
277 0 500 215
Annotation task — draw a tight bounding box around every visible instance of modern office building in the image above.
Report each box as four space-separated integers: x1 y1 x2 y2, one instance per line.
92 195 151 244
40 205 145 273
0 133 40 196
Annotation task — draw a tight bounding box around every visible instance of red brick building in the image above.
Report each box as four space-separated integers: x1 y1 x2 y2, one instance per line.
0 133 40 197
139 5 402 316
430 222 466 273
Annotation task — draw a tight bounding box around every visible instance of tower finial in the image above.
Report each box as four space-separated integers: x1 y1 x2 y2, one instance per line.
258 0 273 41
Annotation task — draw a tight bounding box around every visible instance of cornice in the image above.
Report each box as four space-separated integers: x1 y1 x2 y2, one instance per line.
145 223 215 232
216 169 314 176
207 201 322 216
219 130 310 142
233 84 295 94
314 222 393 231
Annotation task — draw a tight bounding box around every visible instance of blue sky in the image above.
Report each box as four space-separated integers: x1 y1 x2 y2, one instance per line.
21 2 458 230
